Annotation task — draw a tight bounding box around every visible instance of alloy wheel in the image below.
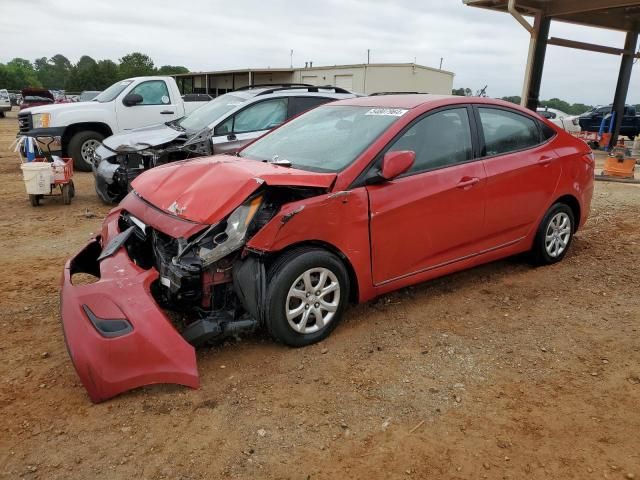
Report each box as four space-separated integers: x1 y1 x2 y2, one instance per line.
544 212 571 258
285 267 340 334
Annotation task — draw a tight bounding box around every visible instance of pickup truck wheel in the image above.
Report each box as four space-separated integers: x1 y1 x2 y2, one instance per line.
68 131 104 172
265 248 349 347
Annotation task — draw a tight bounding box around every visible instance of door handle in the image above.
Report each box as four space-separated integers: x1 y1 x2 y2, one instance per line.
538 156 553 166
227 134 237 141
456 177 480 189
160 110 175 115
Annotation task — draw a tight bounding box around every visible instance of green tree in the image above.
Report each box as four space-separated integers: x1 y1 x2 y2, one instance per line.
66 55 98 91
5 58 41 88
157 65 189 75
118 52 155 78
45 54 72 89
501 95 521 105
94 59 119 89
452 87 473 96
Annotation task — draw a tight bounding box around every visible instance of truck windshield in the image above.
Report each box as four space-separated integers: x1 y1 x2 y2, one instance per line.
94 80 134 103
177 94 245 132
240 105 405 173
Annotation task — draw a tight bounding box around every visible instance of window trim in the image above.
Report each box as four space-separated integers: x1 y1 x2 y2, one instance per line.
123 80 172 107
213 97 289 136
472 104 555 160
350 104 479 188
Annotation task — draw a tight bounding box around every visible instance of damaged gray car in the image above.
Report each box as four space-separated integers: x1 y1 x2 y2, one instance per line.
92 84 356 203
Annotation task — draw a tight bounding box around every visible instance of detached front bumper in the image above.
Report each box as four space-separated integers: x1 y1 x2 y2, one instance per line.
60 218 199 403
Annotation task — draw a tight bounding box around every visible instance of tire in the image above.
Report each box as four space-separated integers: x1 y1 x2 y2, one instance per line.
0 111 5 118
62 183 72 205
531 203 575 266
68 130 104 172
265 247 350 347
29 194 41 207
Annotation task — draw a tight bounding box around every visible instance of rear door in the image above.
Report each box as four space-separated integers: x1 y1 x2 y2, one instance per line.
366 106 486 285
211 98 288 154
474 106 561 249
116 80 180 130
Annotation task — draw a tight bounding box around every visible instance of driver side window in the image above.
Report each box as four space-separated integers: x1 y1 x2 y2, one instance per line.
129 80 170 105
217 98 288 135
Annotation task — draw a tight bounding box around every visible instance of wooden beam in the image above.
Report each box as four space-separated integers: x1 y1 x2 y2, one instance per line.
548 37 640 57
545 1 640 17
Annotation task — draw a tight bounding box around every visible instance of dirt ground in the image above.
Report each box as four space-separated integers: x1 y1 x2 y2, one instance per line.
0 108 639 480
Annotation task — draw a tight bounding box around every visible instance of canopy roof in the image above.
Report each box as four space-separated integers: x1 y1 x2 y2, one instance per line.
464 1 640 32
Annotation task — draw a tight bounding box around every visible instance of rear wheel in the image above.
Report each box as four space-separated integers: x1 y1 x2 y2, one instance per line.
531 203 575 265
68 130 104 172
265 248 350 347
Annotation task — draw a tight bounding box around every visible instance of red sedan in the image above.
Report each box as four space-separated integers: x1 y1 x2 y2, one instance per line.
61 95 594 402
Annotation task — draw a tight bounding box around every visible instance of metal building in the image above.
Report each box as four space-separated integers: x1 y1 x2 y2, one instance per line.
172 62 454 97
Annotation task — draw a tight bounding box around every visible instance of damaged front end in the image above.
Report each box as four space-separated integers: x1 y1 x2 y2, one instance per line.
93 126 213 204
61 174 326 402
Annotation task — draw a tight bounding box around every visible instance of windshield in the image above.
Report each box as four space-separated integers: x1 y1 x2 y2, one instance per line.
94 80 133 103
177 93 245 132
240 105 406 172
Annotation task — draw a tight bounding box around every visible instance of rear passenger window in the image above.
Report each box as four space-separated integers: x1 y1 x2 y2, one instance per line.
290 97 332 117
386 107 473 174
478 108 540 156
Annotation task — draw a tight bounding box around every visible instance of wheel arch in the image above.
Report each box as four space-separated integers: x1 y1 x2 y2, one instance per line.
552 194 581 232
262 240 360 304
61 122 113 155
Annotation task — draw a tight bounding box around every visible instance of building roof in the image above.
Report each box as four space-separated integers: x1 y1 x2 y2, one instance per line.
464 0 640 32
172 63 454 78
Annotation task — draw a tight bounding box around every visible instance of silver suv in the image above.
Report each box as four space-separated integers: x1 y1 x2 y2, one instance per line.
93 84 357 203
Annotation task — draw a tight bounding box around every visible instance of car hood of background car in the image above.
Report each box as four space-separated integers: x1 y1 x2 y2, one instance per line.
131 155 337 225
101 123 185 153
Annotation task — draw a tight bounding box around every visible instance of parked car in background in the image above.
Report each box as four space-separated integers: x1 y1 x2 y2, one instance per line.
92 84 356 203
79 90 101 102
0 89 11 117
578 104 640 139
19 88 55 110
61 94 594 402
17 76 210 171
9 92 23 106
537 107 580 134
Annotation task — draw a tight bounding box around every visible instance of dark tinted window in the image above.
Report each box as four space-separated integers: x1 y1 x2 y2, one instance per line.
290 97 333 117
387 107 473 173
540 122 556 141
596 106 611 115
478 108 540 156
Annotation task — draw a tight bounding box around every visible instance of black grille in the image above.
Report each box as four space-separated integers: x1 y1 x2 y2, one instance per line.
18 112 32 134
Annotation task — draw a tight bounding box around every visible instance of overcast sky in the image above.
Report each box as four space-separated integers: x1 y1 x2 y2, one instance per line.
1 0 638 105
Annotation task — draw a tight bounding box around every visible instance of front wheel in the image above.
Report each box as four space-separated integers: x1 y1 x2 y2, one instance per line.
265 248 350 347
531 203 575 265
68 131 104 172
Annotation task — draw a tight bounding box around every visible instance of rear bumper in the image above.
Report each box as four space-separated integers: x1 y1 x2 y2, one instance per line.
60 217 199 403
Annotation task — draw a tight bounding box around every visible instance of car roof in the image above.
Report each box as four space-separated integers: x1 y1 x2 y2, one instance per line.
331 94 529 111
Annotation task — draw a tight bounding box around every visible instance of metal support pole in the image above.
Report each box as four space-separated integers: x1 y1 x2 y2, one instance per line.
608 31 638 150
524 15 550 111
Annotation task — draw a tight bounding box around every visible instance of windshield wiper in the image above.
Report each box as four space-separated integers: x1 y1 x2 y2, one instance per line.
265 155 292 167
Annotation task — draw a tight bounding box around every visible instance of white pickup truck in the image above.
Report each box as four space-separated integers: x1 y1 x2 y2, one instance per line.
17 76 210 171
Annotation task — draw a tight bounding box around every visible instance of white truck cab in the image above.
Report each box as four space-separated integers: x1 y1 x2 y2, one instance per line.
17 76 209 171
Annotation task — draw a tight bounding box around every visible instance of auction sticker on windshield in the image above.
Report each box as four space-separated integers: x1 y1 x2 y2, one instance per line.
365 108 408 116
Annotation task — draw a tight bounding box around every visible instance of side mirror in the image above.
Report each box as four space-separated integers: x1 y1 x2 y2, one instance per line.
380 150 415 181
122 93 143 107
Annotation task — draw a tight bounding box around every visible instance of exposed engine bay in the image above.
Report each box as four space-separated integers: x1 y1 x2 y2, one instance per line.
93 126 213 203
107 186 319 346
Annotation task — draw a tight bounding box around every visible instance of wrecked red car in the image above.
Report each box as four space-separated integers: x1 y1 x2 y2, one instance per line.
61 95 594 402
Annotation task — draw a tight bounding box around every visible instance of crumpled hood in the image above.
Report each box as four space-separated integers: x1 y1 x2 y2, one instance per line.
131 155 336 224
102 123 185 153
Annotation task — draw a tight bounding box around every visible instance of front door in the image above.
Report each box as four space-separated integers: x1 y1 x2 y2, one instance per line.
116 79 180 131
211 98 289 154
366 106 486 285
